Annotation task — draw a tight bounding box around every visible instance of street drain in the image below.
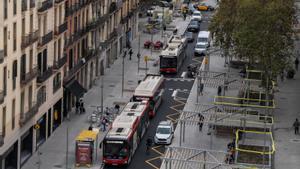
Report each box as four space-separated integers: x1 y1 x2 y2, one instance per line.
291 139 300 143
109 84 115 87
53 164 63 168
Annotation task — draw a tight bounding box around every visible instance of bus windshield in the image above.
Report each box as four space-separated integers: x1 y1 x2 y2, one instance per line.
160 57 177 68
104 140 128 158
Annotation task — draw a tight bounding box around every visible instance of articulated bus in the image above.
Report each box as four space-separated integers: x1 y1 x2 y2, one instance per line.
133 74 164 117
159 35 188 74
103 101 150 166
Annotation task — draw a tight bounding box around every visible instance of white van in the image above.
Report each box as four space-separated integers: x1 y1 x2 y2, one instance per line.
197 31 211 47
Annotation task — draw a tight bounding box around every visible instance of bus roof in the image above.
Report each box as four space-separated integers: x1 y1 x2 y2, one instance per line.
134 75 164 97
161 36 187 57
106 114 138 139
122 101 148 117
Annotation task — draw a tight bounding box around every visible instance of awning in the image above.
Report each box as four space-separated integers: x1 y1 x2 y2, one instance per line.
64 80 87 98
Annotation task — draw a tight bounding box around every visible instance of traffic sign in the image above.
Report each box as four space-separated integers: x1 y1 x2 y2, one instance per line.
144 56 149 62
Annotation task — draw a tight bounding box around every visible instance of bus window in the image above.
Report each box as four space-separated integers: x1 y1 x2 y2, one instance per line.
160 57 177 68
104 141 129 158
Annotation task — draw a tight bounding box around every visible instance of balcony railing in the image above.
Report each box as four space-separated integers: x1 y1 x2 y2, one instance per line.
109 2 117 13
21 31 39 49
53 54 67 70
55 22 67 36
22 0 28 12
38 0 53 13
38 31 53 47
65 3 80 17
37 67 53 84
55 0 65 4
21 67 38 86
0 50 4 64
30 0 35 8
65 28 88 48
19 103 39 127
88 14 109 30
37 87 47 107
0 90 4 104
64 60 85 83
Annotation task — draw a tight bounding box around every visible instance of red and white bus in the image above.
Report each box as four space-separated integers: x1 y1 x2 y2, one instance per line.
160 35 187 74
103 101 150 166
133 74 164 117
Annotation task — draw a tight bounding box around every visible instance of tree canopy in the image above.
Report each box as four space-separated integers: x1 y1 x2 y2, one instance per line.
209 0 295 76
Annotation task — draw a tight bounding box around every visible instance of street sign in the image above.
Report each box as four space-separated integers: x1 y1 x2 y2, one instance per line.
144 56 149 62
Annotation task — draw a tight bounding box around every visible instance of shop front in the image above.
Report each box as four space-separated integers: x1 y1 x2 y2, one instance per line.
20 128 33 166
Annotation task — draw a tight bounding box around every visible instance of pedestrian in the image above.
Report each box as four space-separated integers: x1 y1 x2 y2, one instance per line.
128 48 133 60
198 114 204 131
102 118 107 131
79 98 84 114
295 57 299 71
293 118 300 135
280 70 285 82
199 82 204 96
75 100 80 114
217 86 222 96
183 12 187 21
115 104 120 113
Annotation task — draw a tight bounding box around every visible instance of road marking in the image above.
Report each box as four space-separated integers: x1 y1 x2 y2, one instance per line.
181 72 187 78
168 88 174 91
152 145 165 156
145 157 161 169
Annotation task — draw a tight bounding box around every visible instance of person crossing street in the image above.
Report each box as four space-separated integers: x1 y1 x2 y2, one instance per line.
293 118 300 135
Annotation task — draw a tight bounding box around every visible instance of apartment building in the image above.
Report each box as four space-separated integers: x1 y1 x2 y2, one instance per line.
63 0 139 114
0 0 139 168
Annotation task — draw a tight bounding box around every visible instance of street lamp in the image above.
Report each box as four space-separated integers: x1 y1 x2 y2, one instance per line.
137 32 141 73
122 50 127 97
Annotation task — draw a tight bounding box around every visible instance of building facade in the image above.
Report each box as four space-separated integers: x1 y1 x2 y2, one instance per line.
0 0 139 169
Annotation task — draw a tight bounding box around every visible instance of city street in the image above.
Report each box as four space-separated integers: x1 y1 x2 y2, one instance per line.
105 11 215 169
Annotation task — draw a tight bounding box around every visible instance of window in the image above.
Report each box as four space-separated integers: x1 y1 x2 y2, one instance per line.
54 41 57 61
2 107 6 137
29 49 33 70
53 73 61 93
3 67 7 96
22 18 26 37
43 14 47 35
13 22 17 51
21 92 24 115
3 27 7 56
4 0 8 19
28 85 32 108
30 14 33 32
13 0 17 15
12 60 18 90
12 99 16 130
58 38 61 59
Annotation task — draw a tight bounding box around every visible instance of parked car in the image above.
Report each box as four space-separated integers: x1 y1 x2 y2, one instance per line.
187 20 200 32
194 3 215 11
154 121 174 145
191 11 202 22
185 32 194 42
194 42 208 56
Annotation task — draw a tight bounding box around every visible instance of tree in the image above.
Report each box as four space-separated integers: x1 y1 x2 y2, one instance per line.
209 0 295 78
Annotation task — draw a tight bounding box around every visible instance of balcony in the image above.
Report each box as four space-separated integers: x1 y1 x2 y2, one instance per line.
19 103 39 127
0 50 4 64
38 0 53 13
37 87 47 107
38 31 53 47
88 14 109 30
53 54 67 70
65 3 80 17
55 0 65 5
84 48 99 62
21 31 39 49
30 0 35 8
37 67 53 84
55 22 67 36
65 28 88 48
109 2 117 13
22 0 28 12
108 28 119 41
21 67 38 86
0 90 4 104
64 60 85 82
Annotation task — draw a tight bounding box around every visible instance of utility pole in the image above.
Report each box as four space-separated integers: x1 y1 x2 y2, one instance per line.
122 50 127 97
137 33 141 73
161 6 165 38
101 76 104 114
66 124 69 169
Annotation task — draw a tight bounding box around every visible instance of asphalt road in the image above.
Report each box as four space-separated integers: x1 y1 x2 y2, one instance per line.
104 12 213 169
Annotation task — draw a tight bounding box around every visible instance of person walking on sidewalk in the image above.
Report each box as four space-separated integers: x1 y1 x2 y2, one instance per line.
295 57 299 71
293 118 300 135
79 98 85 114
75 100 80 114
129 48 133 60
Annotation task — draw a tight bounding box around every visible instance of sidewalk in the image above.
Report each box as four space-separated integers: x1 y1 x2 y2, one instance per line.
22 17 190 169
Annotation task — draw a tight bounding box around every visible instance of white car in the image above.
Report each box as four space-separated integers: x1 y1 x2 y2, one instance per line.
194 42 208 56
154 121 174 145
191 11 202 22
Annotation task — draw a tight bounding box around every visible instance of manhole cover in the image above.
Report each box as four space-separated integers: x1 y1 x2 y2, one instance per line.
290 139 300 143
